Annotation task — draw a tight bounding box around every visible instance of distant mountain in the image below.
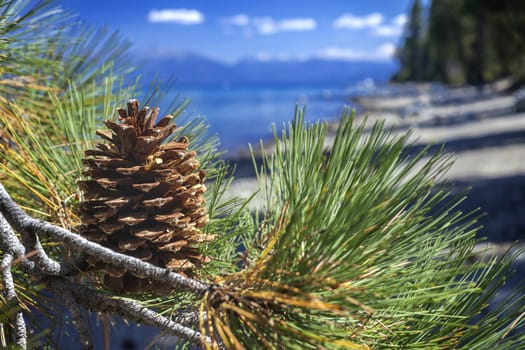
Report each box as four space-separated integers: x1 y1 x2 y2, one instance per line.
134 53 230 86
232 59 398 85
133 53 398 87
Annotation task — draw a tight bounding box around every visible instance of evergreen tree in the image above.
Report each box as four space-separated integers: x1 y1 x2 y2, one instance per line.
426 0 467 84
394 0 525 85
392 0 425 81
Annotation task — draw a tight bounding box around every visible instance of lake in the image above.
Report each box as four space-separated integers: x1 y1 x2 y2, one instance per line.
163 84 371 155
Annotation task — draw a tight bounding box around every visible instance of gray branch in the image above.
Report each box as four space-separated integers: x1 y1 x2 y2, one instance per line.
44 276 209 346
2 196 72 277
173 310 206 328
0 253 13 272
60 289 93 350
0 184 209 295
1 254 16 299
0 212 35 274
32 235 72 276
1 253 27 349
0 184 214 348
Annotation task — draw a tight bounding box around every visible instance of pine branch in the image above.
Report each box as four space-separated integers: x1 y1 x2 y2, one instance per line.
173 309 206 328
59 288 92 350
0 212 36 276
1 253 27 349
43 276 208 347
0 183 74 276
27 231 72 276
0 183 214 348
0 183 210 295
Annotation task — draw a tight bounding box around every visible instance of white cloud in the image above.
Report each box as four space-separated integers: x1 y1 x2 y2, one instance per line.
253 17 277 34
333 13 384 29
251 51 309 62
316 43 396 61
222 15 316 35
373 13 407 37
277 52 291 61
393 14 408 27
278 18 317 31
377 43 396 57
253 17 317 34
375 25 402 37
220 14 249 26
316 47 368 61
148 9 204 25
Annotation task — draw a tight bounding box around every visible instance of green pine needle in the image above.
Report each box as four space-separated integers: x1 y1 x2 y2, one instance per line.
202 108 524 349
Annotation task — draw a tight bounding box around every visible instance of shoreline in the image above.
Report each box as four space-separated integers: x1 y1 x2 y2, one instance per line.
226 79 525 244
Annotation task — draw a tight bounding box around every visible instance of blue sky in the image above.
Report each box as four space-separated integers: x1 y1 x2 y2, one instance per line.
59 0 414 63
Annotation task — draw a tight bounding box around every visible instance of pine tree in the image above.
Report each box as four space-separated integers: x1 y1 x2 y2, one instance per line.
425 0 466 83
395 0 525 85
393 0 425 81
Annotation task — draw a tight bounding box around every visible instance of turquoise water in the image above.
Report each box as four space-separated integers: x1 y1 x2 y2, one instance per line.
166 85 360 154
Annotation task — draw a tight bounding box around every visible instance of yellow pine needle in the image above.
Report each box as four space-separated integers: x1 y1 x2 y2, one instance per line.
0 163 57 209
356 268 380 280
501 311 525 340
221 307 250 349
257 278 309 295
252 277 374 314
0 107 80 227
211 308 244 350
0 76 55 91
220 303 264 324
245 203 289 285
363 225 377 234
382 206 407 232
219 303 273 348
199 292 211 349
274 317 371 350
343 295 374 314
241 289 343 314
18 204 48 217
242 319 272 349
216 296 370 350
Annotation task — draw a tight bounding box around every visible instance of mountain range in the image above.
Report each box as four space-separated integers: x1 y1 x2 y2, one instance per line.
133 53 398 86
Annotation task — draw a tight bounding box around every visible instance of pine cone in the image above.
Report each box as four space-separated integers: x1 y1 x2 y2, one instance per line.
77 99 213 294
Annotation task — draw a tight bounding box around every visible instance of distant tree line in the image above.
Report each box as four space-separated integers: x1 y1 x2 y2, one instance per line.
392 0 525 86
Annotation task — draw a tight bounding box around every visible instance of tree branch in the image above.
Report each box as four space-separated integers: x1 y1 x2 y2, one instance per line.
7 201 72 277
0 253 13 273
43 276 209 346
0 212 35 275
32 235 72 276
0 185 213 348
59 289 93 350
1 253 27 349
0 184 210 295
173 309 206 328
